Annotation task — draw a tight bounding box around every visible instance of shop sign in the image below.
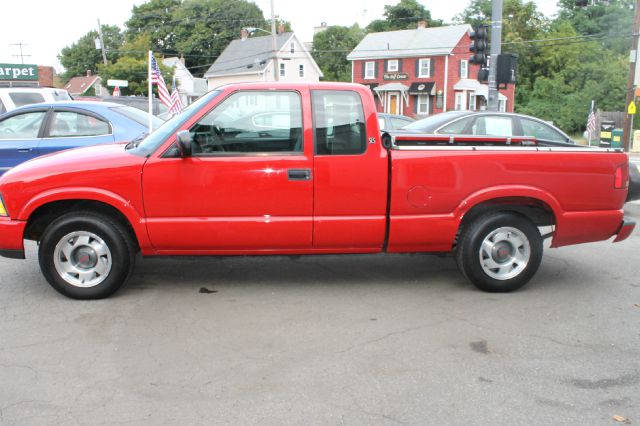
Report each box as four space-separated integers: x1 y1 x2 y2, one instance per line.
0 64 38 81
383 73 408 80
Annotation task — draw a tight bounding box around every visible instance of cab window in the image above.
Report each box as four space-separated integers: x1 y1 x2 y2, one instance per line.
188 91 303 155
312 90 366 155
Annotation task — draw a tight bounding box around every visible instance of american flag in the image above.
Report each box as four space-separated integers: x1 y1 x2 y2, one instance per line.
169 76 184 115
586 101 597 138
150 53 172 108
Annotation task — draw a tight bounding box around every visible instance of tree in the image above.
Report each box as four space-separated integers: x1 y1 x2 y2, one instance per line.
125 0 182 55
312 25 365 82
366 0 442 32
172 0 266 72
98 54 173 97
557 0 634 54
58 25 123 81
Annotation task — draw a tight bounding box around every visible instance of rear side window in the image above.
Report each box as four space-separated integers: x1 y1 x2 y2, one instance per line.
520 118 566 143
312 90 366 155
0 99 6 115
49 111 110 137
9 92 45 108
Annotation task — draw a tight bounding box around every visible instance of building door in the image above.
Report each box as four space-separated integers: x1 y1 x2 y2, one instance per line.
388 93 399 115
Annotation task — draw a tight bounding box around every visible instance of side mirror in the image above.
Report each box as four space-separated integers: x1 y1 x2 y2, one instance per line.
176 130 192 157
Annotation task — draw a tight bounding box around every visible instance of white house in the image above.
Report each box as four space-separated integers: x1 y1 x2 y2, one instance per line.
204 30 323 89
162 57 208 105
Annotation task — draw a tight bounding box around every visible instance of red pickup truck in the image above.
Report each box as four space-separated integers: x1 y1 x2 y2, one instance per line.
0 82 634 299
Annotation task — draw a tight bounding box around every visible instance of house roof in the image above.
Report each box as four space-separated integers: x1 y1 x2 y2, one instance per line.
64 75 101 96
347 24 472 60
204 32 294 78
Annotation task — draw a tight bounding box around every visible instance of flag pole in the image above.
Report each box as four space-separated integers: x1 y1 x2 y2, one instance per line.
588 100 594 146
148 50 153 133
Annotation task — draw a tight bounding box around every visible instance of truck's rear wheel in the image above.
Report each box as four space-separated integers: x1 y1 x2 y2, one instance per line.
456 212 542 292
38 212 135 299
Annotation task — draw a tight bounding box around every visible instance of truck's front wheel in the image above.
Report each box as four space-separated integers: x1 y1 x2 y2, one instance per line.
456 212 543 292
38 213 136 299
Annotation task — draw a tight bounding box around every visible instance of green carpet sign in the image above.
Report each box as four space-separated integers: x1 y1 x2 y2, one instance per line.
0 64 38 81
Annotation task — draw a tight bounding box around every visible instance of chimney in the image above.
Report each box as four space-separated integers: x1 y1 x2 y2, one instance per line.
278 23 285 34
417 20 427 29
86 70 92 77
240 28 249 41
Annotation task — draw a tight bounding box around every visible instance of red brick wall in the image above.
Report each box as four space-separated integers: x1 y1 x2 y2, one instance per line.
37 66 54 88
351 33 515 118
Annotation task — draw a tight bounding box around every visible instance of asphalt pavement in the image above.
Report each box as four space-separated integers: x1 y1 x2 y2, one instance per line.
0 206 639 425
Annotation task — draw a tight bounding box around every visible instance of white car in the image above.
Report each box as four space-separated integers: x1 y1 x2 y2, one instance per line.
0 87 72 115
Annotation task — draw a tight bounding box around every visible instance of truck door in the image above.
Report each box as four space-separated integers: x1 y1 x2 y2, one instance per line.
311 89 388 250
142 90 313 252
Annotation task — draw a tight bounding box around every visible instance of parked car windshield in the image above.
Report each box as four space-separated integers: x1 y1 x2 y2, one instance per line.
111 106 164 130
128 90 221 156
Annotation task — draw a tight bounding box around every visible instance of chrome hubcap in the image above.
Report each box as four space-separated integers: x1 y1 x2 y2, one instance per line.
479 227 530 280
53 231 112 288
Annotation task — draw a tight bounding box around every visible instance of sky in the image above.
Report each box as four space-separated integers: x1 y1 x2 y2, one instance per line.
0 0 560 73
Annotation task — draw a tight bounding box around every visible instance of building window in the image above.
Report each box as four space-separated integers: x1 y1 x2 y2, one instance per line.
469 95 477 111
454 92 466 111
387 59 399 72
279 62 286 77
417 95 429 115
299 64 305 78
418 58 430 78
499 99 507 112
460 60 468 79
290 43 295 54
365 61 375 79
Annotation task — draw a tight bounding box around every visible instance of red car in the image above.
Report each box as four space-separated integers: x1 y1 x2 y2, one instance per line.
0 82 634 299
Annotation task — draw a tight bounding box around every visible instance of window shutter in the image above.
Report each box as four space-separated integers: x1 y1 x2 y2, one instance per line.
398 59 403 72
361 62 365 79
414 96 418 114
384 59 389 72
376 61 381 78
430 59 434 78
458 60 462 77
415 60 420 78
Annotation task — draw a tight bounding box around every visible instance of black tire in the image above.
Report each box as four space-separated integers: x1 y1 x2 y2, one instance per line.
38 212 136 299
456 212 543 292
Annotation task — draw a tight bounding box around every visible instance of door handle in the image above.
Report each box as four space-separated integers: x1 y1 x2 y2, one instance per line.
288 168 311 181
17 148 33 153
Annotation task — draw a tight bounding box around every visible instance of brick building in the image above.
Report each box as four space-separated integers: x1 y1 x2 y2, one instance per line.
347 23 515 118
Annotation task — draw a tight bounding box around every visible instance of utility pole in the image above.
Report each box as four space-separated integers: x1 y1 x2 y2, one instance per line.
97 19 108 65
270 0 279 81
10 43 31 64
622 0 640 152
486 0 503 111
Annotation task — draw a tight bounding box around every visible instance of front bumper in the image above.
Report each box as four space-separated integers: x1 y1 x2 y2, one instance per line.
0 218 26 259
613 217 636 243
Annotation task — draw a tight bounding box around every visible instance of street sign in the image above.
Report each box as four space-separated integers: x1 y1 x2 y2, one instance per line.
628 101 637 115
112 86 121 97
107 79 128 87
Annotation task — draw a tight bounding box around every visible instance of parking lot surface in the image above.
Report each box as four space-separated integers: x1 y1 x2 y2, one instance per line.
1 204 639 425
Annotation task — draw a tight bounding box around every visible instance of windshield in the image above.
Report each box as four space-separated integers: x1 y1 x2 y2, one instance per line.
111 105 164 129
128 90 221 156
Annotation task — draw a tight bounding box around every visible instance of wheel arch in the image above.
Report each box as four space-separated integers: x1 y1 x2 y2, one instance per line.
21 190 149 251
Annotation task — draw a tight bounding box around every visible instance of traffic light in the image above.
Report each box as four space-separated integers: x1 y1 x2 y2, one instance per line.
469 25 489 67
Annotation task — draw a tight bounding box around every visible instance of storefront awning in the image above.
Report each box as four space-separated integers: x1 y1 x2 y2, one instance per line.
453 79 506 100
373 82 410 92
408 82 435 95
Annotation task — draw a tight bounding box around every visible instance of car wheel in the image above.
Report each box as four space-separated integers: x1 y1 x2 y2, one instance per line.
456 212 543 292
38 212 136 299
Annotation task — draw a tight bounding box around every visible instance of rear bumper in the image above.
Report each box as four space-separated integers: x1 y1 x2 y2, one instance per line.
0 218 26 259
613 217 636 243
